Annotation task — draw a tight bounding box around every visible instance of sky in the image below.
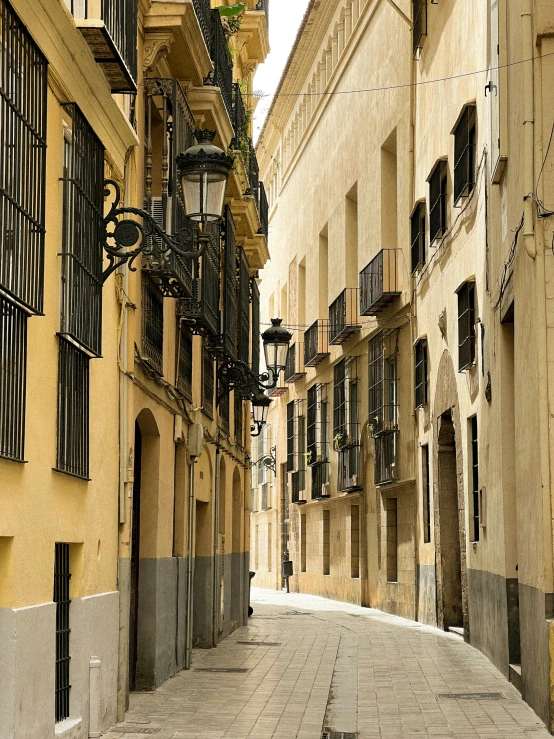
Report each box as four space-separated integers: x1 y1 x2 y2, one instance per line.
253 0 311 141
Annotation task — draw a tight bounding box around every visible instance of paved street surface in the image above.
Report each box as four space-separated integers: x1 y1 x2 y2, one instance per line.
105 588 551 739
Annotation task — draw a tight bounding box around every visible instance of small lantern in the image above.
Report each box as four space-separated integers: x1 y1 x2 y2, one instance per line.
177 130 233 224
252 391 271 428
261 318 292 377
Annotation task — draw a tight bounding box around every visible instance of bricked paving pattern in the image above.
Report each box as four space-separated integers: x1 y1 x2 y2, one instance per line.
104 588 551 739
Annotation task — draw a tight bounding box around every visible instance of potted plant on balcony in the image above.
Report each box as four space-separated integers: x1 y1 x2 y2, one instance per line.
333 432 348 451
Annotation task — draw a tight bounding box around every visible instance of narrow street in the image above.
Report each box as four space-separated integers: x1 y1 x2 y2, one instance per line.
105 589 550 739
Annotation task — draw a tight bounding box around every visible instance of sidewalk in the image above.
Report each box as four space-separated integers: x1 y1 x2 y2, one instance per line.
104 587 551 739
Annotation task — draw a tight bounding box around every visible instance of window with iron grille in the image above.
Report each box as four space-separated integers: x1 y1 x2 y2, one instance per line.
457 281 475 371
410 201 426 274
234 392 243 446
257 427 266 486
412 0 427 58
60 104 104 356
336 359 361 491
470 415 479 542
287 399 305 473
142 276 164 374
0 295 27 461
428 160 448 244
368 332 398 437
222 207 237 359
220 392 230 434
177 323 193 401
202 344 214 419
237 247 250 368
414 338 428 408
287 401 295 472
56 338 90 479
251 279 260 375
0 0 48 314
54 542 71 723
374 430 398 485
453 105 477 205
307 384 329 465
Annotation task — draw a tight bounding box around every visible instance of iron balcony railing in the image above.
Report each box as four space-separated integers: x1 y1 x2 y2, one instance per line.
284 343 306 383
291 470 306 504
209 9 234 120
359 249 401 316
232 82 247 147
193 0 211 49
374 430 399 485
329 288 361 345
247 139 260 207
338 446 363 492
258 182 269 237
311 461 330 500
304 320 330 367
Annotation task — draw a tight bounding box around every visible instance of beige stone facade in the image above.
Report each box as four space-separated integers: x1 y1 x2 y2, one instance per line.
254 0 554 730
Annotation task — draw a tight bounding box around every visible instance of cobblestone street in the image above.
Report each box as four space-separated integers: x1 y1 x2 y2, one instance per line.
104 588 551 739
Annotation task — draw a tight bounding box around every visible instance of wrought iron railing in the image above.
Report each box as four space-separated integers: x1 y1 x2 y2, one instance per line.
237 247 250 370
291 470 305 503
0 296 27 462
256 0 269 25
247 140 260 207
56 338 90 479
284 343 306 383
203 346 214 419
209 9 234 120
338 446 362 492
102 0 138 82
234 393 244 445
232 82 247 146
311 461 329 500
304 320 330 367
177 223 220 337
177 325 193 401
54 543 72 722
359 249 401 316
374 430 398 484
142 276 164 374
220 392 230 434
193 0 212 49
222 207 237 359
329 288 361 345
251 279 260 375
258 182 269 237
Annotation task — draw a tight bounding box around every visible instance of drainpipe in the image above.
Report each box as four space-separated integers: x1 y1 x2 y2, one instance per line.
212 445 221 647
522 0 536 259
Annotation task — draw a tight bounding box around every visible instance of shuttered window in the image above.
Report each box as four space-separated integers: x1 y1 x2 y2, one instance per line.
410 201 426 274
428 160 447 244
453 105 477 205
222 206 237 358
457 281 475 371
415 338 428 408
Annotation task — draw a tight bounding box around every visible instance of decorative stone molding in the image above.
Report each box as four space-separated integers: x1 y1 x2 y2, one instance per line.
143 31 175 71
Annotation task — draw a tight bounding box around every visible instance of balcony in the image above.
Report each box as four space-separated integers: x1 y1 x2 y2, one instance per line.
176 224 220 337
374 430 399 485
304 320 330 367
311 461 330 500
258 182 269 237
359 249 401 316
70 0 138 92
208 9 234 121
268 385 288 398
192 0 211 49
329 288 361 345
246 139 260 206
236 0 270 65
291 470 306 504
284 343 306 383
338 447 363 492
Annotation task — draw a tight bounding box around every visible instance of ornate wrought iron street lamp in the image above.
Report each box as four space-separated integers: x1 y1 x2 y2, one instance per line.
101 129 291 436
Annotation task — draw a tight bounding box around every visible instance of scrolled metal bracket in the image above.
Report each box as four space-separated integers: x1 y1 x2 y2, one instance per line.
215 356 277 405
102 180 209 283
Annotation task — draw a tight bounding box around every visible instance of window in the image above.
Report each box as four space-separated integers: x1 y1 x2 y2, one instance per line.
142 276 164 374
220 392 230 435
422 444 431 543
470 416 479 542
222 206 237 358
457 281 476 371
410 201 426 274
60 104 104 357
0 296 27 461
368 332 398 436
287 401 295 472
375 430 398 485
415 338 428 408
307 384 329 499
234 393 243 446
288 400 306 499
385 498 398 582
322 509 330 575
335 358 362 491
412 0 427 58
54 543 71 722
0 0 48 314
251 279 260 375
177 323 193 401
236 247 250 367
351 505 360 578
428 160 447 244
453 105 477 205
56 338 90 479
202 344 214 419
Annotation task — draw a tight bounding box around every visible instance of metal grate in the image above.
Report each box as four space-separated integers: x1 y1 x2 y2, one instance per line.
222 207 237 359
251 279 260 375
453 105 477 205
0 295 27 461
410 201 426 274
415 338 428 408
234 393 243 445
112 729 160 735
60 103 104 356
359 249 400 317
177 323 193 401
236 641 281 646
428 160 447 243
329 288 361 345
209 10 234 119
368 332 397 436
311 460 329 500
56 338 90 479
142 276 164 374
220 390 230 434
54 543 71 723
0 0 48 314
374 430 398 485
101 0 138 83
194 667 250 673
437 693 504 701
322 732 357 739
202 344 214 419
304 319 330 367
237 247 250 369
471 415 479 541
457 281 475 371
307 383 329 465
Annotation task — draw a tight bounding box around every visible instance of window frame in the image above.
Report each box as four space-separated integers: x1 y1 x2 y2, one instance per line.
412 0 427 58
452 104 477 205
0 295 28 462
427 159 448 244
55 337 90 480
457 281 476 371
414 338 428 408
410 201 426 274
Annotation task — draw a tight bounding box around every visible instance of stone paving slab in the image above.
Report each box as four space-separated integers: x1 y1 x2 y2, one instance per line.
103 588 551 739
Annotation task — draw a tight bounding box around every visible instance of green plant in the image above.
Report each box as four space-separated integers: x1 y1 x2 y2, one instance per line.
333 432 348 451
218 3 246 37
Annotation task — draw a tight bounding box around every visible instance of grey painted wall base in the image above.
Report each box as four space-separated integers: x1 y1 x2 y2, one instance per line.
417 564 437 627
193 555 214 648
0 591 119 739
467 569 510 677
519 583 552 727
136 557 187 690
117 558 131 719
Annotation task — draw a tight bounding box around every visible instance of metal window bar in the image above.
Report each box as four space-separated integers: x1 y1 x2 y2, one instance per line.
329 288 361 344
64 0 88 15
251 278 260 375
286 400 295 472
333 359 347 440
307 383 329 465
368 332 398 436
237 246 250 369
428 160 447 243
359 249 400 316
209 9 234 120
56 337 90 479
220 391 230 434
304 319 330 367
193 0 211 49
258 182 269 237
471 415 479 541
458 281 475 371
247 139 260 208
410 202 426 274
142 276 164 374
412 0 427 58
338 446 362 491
257 428 266 485
202 344 214 418
54 542 71 723
0 295 26 461
143 78 196 299
234 392 243 444
311 460 329 500
374 430 398 484
415 338 428 408
291 469 305 504
177 323 193 401
232 81 246 147
101 0 138 83
453 105 477 205
284 342 306 383
222 207 237 359
0 0 48 314
60 103 104 357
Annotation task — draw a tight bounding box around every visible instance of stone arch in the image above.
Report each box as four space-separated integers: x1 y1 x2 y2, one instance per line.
433 350 469 637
